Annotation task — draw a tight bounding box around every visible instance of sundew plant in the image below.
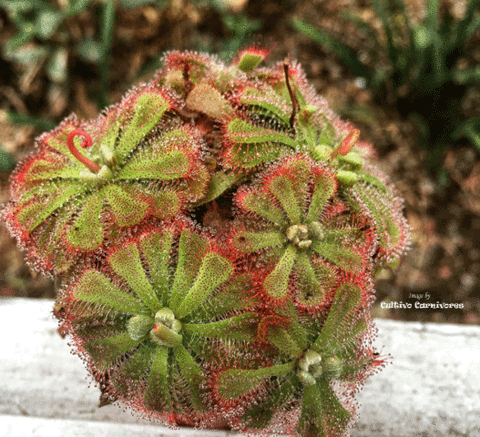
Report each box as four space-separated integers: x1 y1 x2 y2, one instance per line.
2 47 410 436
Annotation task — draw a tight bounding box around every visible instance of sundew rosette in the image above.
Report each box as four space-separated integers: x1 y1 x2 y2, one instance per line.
56 219 383 435
204 272 383 436
152 49 409 270
2 84 209 274
57 220 260 426
231 154 377 311
2 46 411 437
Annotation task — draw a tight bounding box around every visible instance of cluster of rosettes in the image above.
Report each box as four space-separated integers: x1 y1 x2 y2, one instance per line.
2 47 410 437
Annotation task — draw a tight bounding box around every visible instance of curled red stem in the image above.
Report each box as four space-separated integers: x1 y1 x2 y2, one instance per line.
67 129 101 173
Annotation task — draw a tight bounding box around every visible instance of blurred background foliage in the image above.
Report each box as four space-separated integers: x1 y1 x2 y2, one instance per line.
0 0 479 324
293 0 480 176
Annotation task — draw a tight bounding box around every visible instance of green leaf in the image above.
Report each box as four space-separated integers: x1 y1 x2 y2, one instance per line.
145 345 172 411
116 150 190 180
17 182 86 232
127 315 155 341
183 312 260 341
46 48 68 83
114 92 171 164
370 0 401 69
74 269 146 315
194 274 257 319
175 252 234 319
16 181 59 205
226 118 296 149
115 343 154 392
193 170 240 207
148 190 181 220
294 252 336 308
217 362 295 400
345 185 400 254
239 190 289 228
357 171 388 193
311 237 363 272
454 66 480 85
339 354 374 380
20 155 86 182
121 0 168 8
314 283 361 350
86 332 142 371
103 184 149 227
466 16 480 40
297 384 326 437
139 230 174 306
172 344 205 411
3 1 37 14
185 83 232 118
265 324 304 359
98 0 115 107
233 230 286 253
297 378 351 436
237 51 265 72
228 141 282 169
338 148 363 167
151 323 182 347
263 245 298 301
317 377 351 432
238 87 290 127
243 375 297 429
268 174 302 224
169 230 208 312
342 11 380 47
66 192 104 250
109 243 161 312
305 172 336 223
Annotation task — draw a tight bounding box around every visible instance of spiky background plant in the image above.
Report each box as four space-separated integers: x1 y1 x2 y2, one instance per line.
2 47 410 436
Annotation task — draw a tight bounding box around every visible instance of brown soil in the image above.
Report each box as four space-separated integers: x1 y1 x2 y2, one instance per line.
1 0 479 324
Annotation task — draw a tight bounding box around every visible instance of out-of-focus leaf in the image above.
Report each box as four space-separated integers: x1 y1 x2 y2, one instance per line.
454 67 480 85
370 0 400 67
66 0 94 16
3 45 48 64
453 118 480 152
36 9 63 39
120 0 168 8
342 12 380 47
46 48 68 83
466 16 480 39
4 29 36 52
220 13 262 59
2 0 39 14
0 147 16 172
451 0 480 51
291 18 372 81
98 0 116 107
7 112 56 131
76 38 102 63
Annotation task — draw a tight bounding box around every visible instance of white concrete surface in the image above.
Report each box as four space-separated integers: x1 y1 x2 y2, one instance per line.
1 415 234 437
1 298 479 437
